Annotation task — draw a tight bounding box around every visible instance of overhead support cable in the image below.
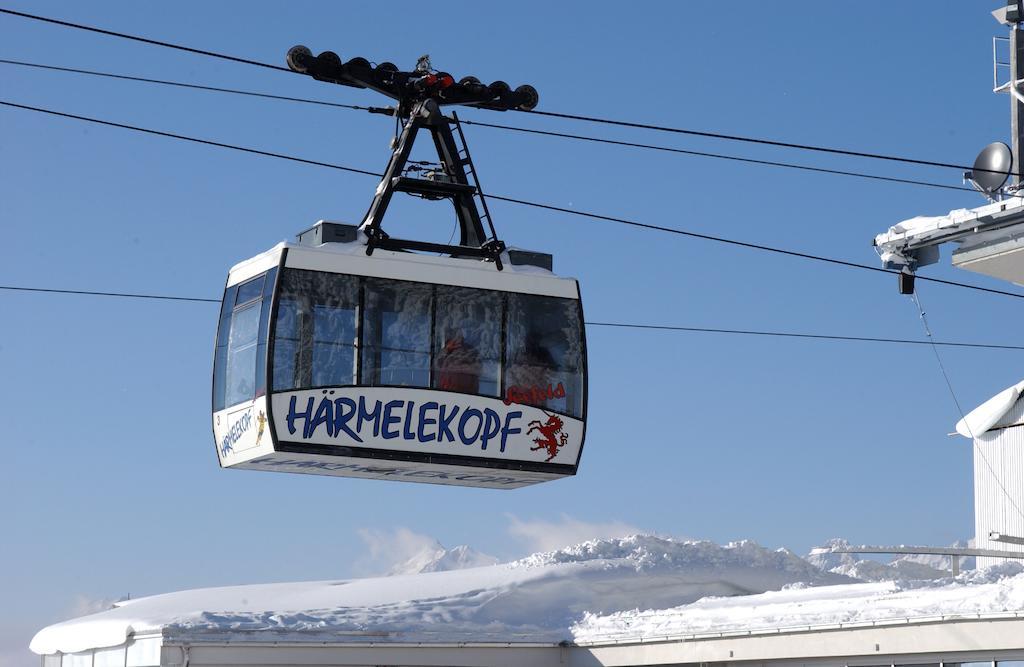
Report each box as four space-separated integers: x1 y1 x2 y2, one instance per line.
4 99 1024 302
2 284 1020 352
0 285 219 303
0 59 369 111
0 7 290 73
457 118 976 194
483 193 1024 301
0 101 381 177
0 58 976 195
585 321 1024 351
0 6 1010 178
522 108 1007 178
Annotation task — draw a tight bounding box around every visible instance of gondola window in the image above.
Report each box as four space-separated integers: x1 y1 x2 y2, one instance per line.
361 278 432 388
504 294 584 418
221 275 265 409
272 269 359 390
432 285 502 397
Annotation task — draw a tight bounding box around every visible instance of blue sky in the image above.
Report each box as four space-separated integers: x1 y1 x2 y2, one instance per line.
2 1 1022 664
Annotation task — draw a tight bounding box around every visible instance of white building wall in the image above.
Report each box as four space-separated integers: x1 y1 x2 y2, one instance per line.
974 421 1024 567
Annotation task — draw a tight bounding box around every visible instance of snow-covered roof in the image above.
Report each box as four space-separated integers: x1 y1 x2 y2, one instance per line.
870 193 1024 287
31 536 1024 659
874 204 1003 250
955 379 1024 437
876 208 979 248
31 537 844 656
573 561 1024 643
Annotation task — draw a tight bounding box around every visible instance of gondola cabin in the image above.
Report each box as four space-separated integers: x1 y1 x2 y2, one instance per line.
212 222 586 489
213 49 586 487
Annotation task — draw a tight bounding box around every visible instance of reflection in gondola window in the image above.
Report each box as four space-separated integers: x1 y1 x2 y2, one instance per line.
362 278 432 388
312 303 357 386
504 293 583 418
214 272 274 411
433 286 502 397
224 301 260 407
272 297 301 391
272 269 359 390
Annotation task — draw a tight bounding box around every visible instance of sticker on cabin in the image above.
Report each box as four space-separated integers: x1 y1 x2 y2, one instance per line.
527 412 569 462
504 382 566 407
255 410 267 445
220 409 253 456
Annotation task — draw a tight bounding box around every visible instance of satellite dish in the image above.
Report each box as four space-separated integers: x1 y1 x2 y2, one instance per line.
966 142 1013 194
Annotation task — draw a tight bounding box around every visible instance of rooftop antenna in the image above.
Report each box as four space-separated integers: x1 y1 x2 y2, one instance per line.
963 141 1013 201
878 2 1024 294
962 2 1024 202
992 1 1024 187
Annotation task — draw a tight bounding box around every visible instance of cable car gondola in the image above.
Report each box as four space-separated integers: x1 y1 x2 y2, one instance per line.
211 49 587 489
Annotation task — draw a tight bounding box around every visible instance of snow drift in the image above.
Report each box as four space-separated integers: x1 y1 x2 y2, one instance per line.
31 535 1024 657
30 536 843 655
573 561 1024 642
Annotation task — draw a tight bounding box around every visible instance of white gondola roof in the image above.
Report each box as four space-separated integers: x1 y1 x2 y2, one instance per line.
227 239 580 299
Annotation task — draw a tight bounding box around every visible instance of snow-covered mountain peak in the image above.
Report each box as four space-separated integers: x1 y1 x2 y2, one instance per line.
388 542 499 575
805 537 966 582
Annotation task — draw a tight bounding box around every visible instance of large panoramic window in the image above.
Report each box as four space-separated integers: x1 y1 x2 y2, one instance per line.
267 268 585 419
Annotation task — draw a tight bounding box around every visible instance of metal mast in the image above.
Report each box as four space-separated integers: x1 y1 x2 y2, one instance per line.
1008 1 1024 185
871 2 1024 293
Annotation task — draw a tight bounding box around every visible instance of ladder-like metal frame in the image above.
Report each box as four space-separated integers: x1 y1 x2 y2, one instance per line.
359 99 505 268
284 46 540 271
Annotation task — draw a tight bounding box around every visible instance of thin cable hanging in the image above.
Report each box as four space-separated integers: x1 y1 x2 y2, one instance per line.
2 284 1023 352
911 290 1024 524
0 7 291 73
4 98 1024 302
0 59 983 196
0 59 368 110
521 107 1019 179
0 6 1015 178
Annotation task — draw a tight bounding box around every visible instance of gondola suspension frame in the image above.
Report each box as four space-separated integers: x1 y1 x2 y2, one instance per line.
285 46 540 269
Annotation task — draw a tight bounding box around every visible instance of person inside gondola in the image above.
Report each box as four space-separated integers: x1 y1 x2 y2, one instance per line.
436 329 481 394
506 331 557 408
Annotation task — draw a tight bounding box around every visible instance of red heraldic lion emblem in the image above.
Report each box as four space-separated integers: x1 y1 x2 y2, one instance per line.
527 412 569 462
